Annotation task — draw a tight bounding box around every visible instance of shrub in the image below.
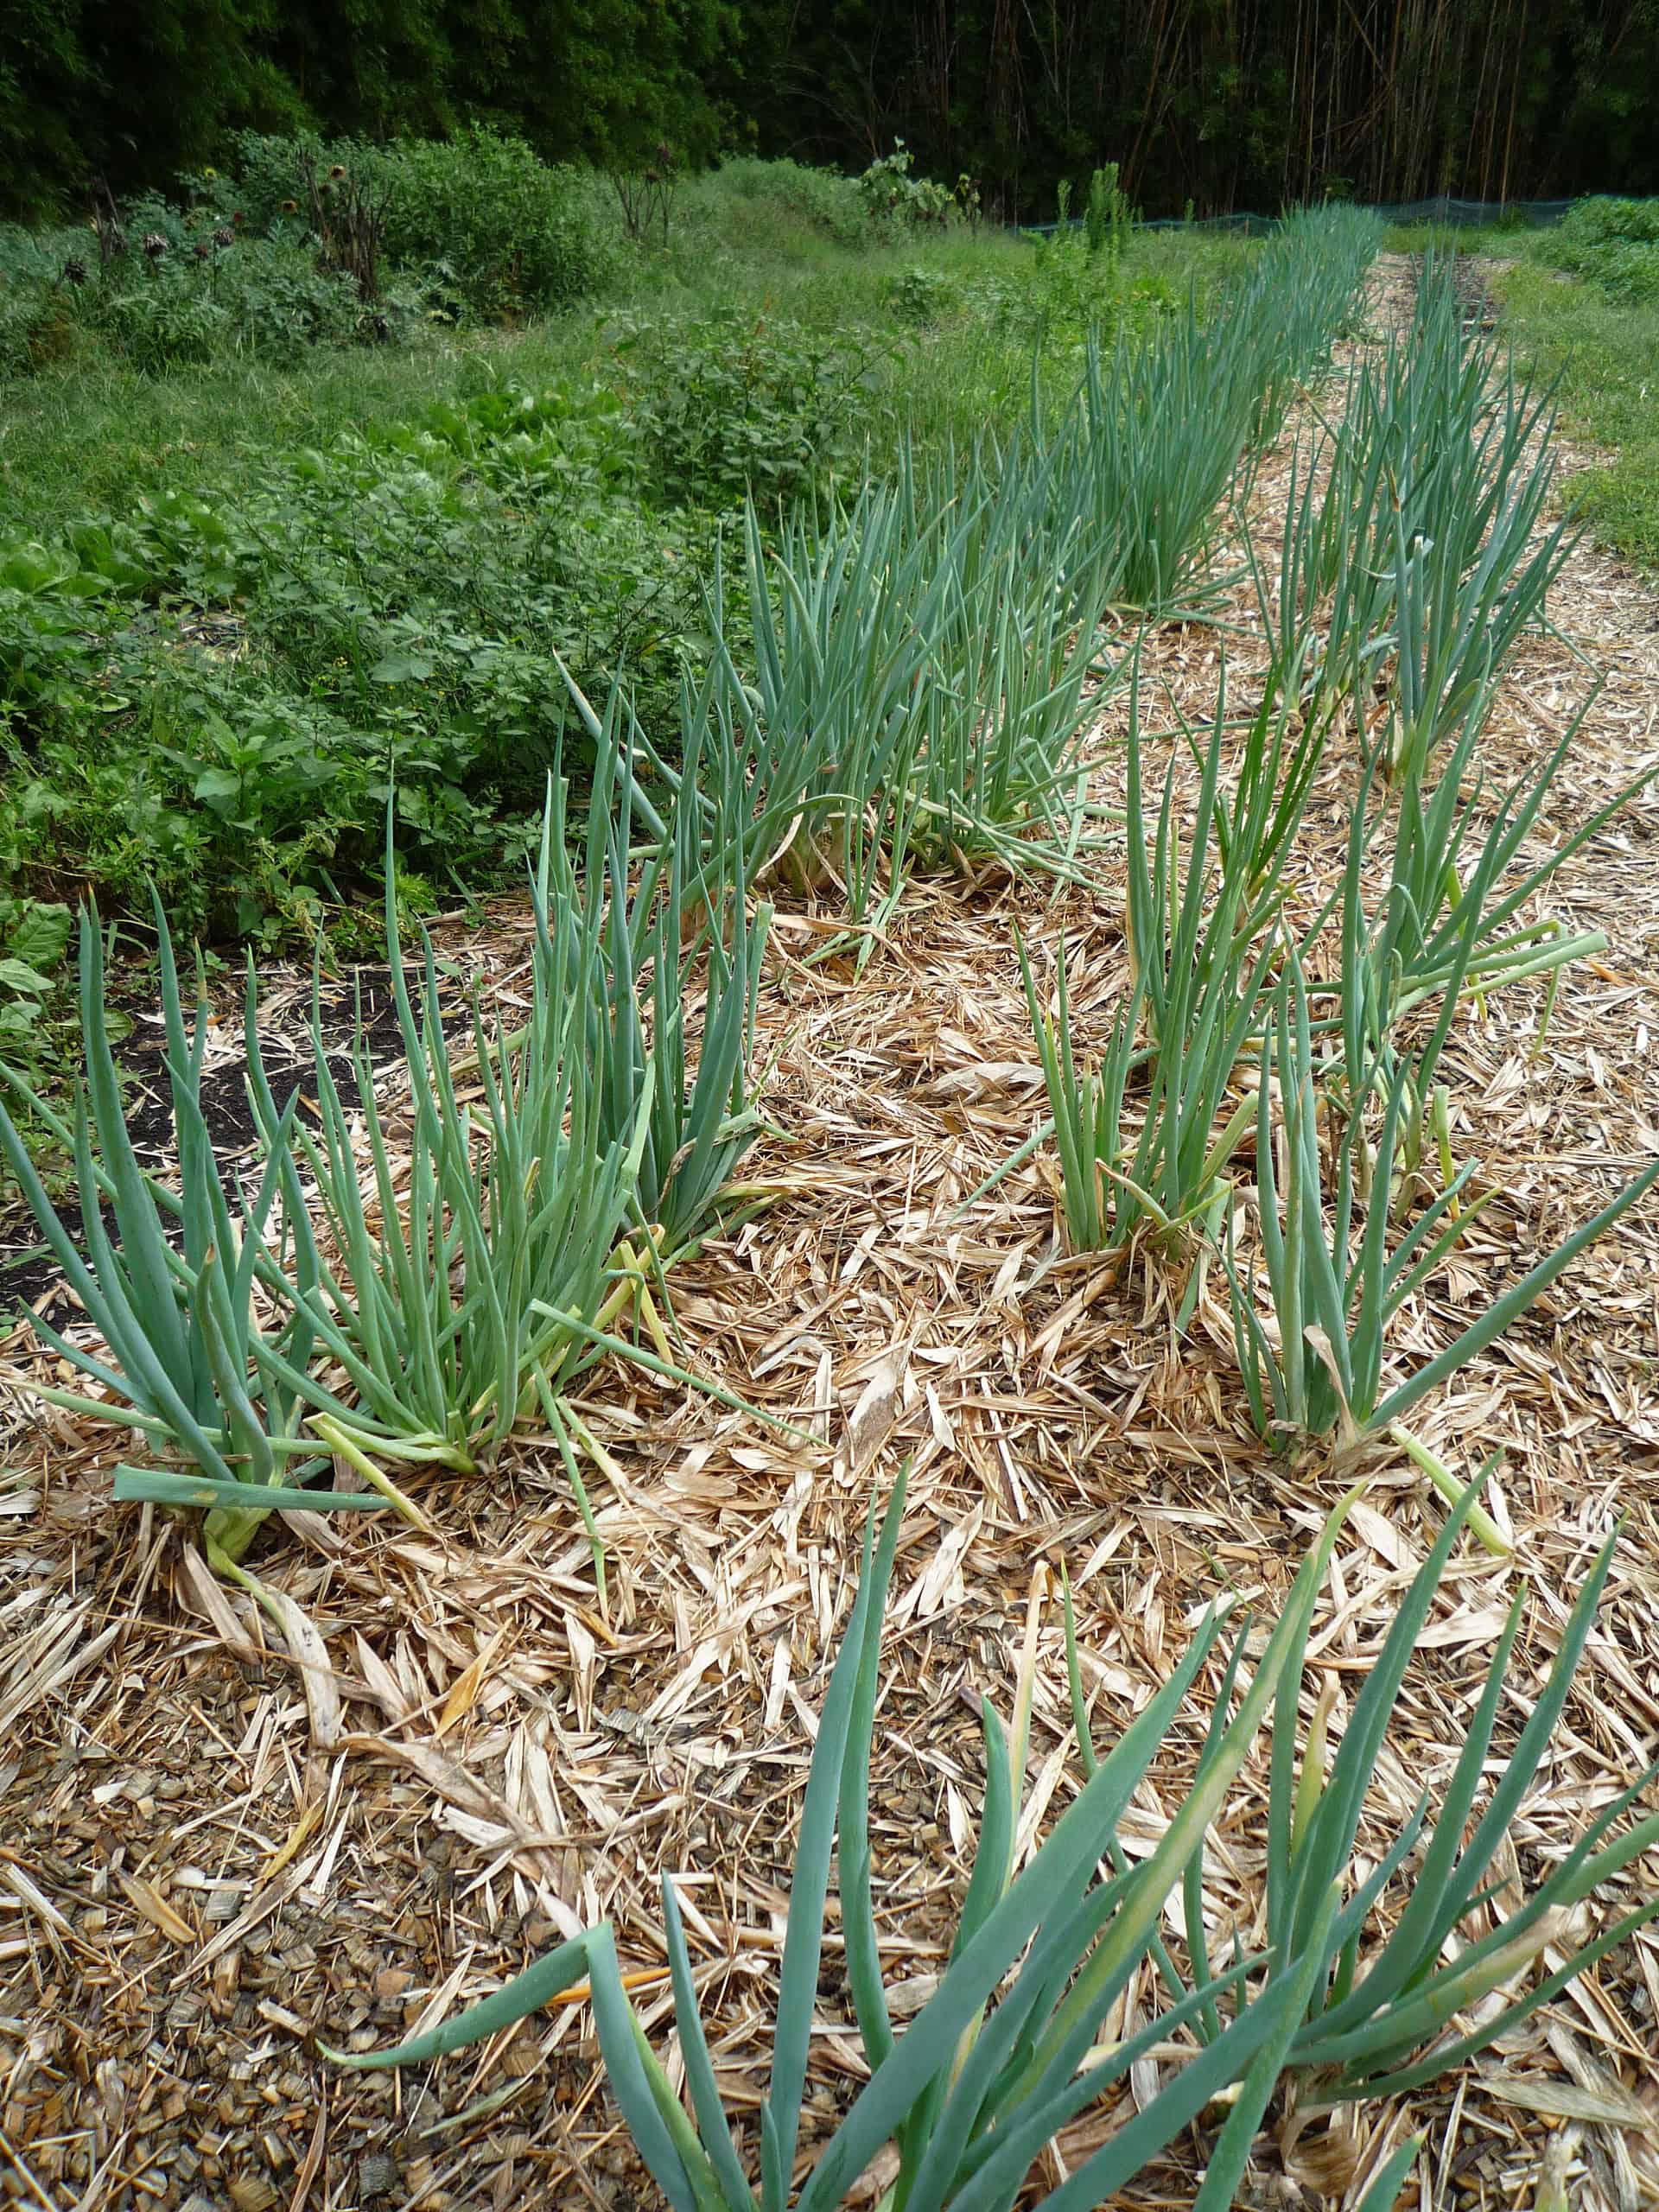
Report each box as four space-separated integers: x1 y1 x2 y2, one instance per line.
1554 197 1659 301
365 126 605 315
0 368 721 938
885 263 959 323
616 308 876 509
227 126 607 317
1559 194 1659 251
857 141 953 230
694 156 866 247
0 188 391 377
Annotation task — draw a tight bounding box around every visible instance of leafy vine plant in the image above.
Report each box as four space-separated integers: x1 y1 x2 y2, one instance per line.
857 143 954 229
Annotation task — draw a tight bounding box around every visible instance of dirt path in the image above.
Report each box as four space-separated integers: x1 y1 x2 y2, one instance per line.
3 261 1658 2212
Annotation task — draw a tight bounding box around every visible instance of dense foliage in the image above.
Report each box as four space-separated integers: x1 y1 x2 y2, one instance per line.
5 0 1659 223
0 173 1225 962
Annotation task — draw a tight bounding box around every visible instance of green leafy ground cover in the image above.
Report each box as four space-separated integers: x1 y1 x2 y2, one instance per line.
0 152 1235 954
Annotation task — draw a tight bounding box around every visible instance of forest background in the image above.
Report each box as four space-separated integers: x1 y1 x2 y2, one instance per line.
5 0 1658 223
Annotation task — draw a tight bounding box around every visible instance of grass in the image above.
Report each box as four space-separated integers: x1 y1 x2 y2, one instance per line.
1490 258 1659 569
0 219 1232 537
0 340 505 535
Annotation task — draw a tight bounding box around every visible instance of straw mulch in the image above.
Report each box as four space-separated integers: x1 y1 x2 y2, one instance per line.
2 256 1657 2212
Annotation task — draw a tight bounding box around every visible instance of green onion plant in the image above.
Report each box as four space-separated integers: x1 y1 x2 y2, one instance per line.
245 776 644 1484
0 901 393 1566
1227 949 1659 1446
1069 1473 1659 2098
1014 662 1322 1293
584 698 774 1263
1044 207 1380 617
904 442 1106 875
1325 691 1642 1082
327 1467 1654 2211
1258 255 1571 771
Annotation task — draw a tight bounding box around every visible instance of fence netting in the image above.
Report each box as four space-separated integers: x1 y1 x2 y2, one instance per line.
1023 196 1577 238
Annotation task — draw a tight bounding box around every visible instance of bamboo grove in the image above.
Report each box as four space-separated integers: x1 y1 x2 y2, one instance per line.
7 0 1659 221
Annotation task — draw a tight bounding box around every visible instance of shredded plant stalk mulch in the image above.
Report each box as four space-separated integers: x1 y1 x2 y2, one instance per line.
2 257 1657 2212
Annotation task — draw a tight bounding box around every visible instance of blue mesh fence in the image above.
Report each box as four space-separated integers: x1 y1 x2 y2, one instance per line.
1020 196 1577 238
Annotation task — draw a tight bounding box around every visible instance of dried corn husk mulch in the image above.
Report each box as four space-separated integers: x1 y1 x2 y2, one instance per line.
1 257 1657 2212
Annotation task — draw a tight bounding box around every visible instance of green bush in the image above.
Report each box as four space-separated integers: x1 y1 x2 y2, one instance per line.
0 367 721 938
1559 194 1659 250
1563 238 1659 302
693 156 866 246
885 262 960 323
1554 196 1659 300
223 129 324 231
370 126 607 315
0 190 396 376
229 125 607 318
857 141 952 230
615 308 876 508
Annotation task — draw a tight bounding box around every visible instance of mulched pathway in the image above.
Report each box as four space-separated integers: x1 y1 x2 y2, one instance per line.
2 257 1657 2212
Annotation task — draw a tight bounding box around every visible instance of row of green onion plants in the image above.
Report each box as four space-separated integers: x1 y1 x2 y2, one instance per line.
1253 253 1572 779
1017 643 1658 1465
1010 250 1656 1470
600 205 1388 954
0 740 774 1590
328 1465 1658 2212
